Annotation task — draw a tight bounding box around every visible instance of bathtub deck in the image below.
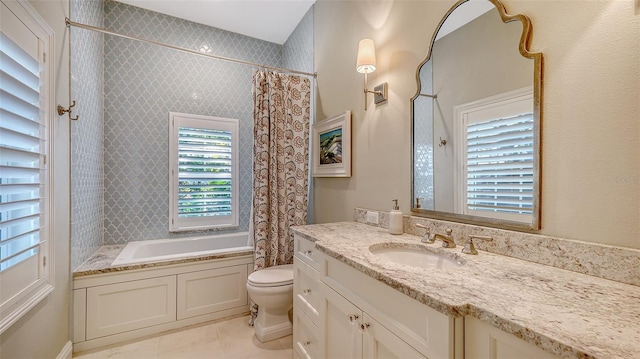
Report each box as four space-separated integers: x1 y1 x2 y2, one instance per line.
74 245 253 277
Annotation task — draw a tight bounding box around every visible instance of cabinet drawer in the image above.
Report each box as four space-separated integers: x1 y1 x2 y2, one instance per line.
294 234 320 270
86 276 176 339
294 258 321 325
322 254 456 359
293 304 321 359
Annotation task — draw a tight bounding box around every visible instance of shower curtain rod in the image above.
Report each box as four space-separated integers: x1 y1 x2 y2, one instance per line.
65 18 317 78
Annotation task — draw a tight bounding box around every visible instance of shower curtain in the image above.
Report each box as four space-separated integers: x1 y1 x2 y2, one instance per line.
250 70 311 323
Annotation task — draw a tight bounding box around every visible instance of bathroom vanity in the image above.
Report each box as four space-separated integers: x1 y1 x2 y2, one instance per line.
291 222 640 359
294 236 462 359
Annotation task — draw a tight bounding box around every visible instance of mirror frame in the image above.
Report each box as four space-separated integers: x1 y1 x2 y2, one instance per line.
410 0 543 231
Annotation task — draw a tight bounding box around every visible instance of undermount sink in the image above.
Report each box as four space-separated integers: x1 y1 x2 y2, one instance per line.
369 243 464 270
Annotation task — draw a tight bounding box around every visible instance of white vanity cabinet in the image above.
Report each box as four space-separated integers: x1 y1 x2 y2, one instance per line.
465 316 561 359
322 281 426 359
320 253 462 359
292 230 581 359
293 234 463 359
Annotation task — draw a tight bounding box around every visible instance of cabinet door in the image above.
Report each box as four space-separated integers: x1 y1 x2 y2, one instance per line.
465 316 561 359
321 283 362 359
362 313 427 359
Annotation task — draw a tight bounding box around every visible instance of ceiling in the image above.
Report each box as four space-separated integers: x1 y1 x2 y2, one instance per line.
116 0 315 45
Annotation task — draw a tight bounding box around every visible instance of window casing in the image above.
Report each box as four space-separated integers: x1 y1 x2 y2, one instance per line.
0 0 54 334
454 87 534 223
169 113 239 232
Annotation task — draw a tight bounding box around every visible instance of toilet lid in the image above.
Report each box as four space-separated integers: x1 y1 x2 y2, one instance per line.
248 264 294 287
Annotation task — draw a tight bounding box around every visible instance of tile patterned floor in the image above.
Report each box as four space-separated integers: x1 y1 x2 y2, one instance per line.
73 315 293 359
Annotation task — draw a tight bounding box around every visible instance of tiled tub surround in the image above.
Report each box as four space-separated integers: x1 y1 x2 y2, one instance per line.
291 221 640 359
100 1 313 245
354 208 640 287
70 0 105 269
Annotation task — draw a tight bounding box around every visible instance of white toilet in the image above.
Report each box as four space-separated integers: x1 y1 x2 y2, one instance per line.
246 264 294 342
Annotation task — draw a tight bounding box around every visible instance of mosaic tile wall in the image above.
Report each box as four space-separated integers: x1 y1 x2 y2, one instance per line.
283 8 314 75
70 0 104 269
102 1 313 244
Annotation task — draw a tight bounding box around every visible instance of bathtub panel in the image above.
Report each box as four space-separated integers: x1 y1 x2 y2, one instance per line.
73 289 87 343
177 264 248 320
86 276 177 339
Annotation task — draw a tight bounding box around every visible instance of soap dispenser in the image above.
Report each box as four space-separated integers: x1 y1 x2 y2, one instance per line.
389 199 403 235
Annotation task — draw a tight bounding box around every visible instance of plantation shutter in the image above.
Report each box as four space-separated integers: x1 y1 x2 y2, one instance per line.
178 127 233 218
0 31 47 272
169 113 238 232
466 113 534 215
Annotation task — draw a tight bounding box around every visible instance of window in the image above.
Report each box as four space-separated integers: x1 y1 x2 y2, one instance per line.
454 87 534 223
1 0 54 334
169 113 238 232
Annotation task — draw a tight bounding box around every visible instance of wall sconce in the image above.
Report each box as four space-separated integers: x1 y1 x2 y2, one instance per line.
356 38 388 110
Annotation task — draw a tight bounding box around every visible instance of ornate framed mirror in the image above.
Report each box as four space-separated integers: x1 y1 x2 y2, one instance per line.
411 0 542 230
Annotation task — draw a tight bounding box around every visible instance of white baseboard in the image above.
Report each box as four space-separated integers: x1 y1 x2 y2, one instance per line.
56 341 73 359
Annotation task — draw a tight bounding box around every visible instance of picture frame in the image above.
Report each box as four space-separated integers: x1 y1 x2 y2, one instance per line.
312 110 352 177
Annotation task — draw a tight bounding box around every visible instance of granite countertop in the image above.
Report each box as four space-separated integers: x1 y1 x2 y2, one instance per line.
291 222 640 359
73 245 253 277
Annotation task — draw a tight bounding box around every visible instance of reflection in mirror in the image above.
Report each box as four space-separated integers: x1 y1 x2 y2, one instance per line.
411 0 542 230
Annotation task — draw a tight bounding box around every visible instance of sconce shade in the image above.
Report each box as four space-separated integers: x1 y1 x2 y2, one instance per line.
356 38 376 74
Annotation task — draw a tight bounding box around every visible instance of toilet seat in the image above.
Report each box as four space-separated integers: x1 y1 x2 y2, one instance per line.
247 264 294 287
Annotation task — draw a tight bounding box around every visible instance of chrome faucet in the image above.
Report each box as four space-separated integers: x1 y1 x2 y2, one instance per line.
430 228 456 248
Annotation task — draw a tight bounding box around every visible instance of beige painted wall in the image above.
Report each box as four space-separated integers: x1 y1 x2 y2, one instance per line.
313 0 640 249
0 0 71 357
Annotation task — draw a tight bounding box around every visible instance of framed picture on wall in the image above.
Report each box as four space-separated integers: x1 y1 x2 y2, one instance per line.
312 110 352 177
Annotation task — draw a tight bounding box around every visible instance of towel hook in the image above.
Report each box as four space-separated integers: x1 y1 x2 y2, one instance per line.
57 100 79 120
439 137 447 147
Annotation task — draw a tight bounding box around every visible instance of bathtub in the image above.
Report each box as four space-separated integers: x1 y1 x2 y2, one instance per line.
111 231 253 266
74 232 254 352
